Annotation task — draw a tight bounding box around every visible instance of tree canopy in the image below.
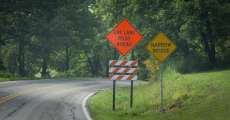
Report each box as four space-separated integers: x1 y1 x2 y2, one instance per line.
0 0 229 78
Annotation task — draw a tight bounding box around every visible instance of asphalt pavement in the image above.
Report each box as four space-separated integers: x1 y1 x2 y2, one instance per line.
0 79 132 120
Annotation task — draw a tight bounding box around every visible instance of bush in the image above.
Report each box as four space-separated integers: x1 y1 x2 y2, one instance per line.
143 59 160 82
0 72 12 78
171 55 213 74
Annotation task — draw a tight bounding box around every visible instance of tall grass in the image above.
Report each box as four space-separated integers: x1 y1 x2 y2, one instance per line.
89 70 230 120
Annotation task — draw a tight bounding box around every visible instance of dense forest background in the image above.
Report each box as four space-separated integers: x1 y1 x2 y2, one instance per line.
0 0 229 79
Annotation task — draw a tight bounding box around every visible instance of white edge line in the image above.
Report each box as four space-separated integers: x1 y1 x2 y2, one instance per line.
82 92 97 120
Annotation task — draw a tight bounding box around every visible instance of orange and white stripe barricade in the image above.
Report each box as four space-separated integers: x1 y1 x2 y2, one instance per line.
109 60 138 81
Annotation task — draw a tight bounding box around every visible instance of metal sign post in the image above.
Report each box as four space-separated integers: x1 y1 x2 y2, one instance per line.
112 48 117 111
130 80 134 108
113 80 116 111
160 64 164 112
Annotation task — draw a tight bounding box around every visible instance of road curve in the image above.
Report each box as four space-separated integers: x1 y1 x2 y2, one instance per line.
0 79 131 120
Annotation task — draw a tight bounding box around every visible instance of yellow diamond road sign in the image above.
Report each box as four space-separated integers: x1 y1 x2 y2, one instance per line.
146 32 176 62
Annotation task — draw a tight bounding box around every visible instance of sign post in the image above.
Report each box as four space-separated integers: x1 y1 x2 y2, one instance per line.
112 48 117 111
145 32 176 112
113 80 116 111
130 79 134 108
159 64 164 112
106 19 142 110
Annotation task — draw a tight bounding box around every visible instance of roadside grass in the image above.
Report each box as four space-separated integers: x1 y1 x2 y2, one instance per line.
88 70 230 120
0 76 41 82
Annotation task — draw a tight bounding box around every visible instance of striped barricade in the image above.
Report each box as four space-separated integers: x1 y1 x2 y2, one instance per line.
109 60 138 81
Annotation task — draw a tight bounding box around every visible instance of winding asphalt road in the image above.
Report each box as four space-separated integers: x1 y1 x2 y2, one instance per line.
0 79 131 120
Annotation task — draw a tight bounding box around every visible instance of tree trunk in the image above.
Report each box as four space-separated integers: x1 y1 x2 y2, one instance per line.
85 52 101 76
93 55 102 75
200 11 217 65
65 45 70 71
18 39 26 76
0 47 5 71
86 54 96 75
41 55 49 78
0 58 5 71
8 53 17 74
202 32 216 65
105 42 110 77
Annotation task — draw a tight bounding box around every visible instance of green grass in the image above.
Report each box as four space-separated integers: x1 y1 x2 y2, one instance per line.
0 72 41 82
0 77 101 82
0 76 41 82
89 70 230 120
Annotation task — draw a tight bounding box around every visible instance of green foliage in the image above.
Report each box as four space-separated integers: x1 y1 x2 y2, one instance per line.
0 0 229 80
143 58 159 82
92 0 230 75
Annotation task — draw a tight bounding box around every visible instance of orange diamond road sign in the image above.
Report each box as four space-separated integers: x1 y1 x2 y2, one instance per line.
106 19 143 56
146 32 176 62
